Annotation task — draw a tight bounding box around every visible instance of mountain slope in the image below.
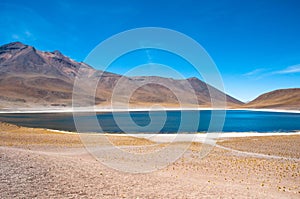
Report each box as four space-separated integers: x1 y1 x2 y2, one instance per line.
243 88 300 110
0 42 98 107
0 42 243 108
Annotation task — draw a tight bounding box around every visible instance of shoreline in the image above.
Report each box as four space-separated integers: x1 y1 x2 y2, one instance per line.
0 107 300 114
47 129 300 143
116 132 300 143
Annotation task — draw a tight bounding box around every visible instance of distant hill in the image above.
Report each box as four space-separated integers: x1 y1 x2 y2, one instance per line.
243 88 300 110
0 41 244 109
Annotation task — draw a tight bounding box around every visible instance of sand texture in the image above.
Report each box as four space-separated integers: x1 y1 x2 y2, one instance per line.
0 122 300 198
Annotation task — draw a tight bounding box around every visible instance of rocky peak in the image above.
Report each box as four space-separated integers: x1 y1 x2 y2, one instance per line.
187 77 200 82
0 41 28 52
52 50 64 57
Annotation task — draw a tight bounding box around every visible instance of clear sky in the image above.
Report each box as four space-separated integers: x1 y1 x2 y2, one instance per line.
1 0 300 102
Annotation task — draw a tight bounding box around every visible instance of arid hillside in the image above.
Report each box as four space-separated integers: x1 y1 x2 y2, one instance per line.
0 42 243 109
243 88 300 110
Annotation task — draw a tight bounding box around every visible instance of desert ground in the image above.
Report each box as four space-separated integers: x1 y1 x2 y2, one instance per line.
0 122 299 198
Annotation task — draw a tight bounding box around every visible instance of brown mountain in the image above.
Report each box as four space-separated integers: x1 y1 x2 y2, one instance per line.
243 88 300 110
0 42 243 109
0 42 97 108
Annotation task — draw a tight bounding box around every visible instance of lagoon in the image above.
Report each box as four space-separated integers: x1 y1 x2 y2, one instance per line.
0 110 299 133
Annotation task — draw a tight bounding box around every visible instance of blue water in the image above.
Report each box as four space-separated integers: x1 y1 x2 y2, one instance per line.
0 110 299 133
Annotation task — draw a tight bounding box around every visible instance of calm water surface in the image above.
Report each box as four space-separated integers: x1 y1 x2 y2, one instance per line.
0 110 299 133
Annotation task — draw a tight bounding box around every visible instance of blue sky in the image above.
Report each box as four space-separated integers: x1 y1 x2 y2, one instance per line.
1 0 300 102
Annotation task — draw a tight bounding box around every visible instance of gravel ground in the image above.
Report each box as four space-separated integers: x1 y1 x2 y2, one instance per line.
0 122 300 198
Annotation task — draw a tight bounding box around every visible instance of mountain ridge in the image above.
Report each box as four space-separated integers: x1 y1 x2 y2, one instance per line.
1 41 298 110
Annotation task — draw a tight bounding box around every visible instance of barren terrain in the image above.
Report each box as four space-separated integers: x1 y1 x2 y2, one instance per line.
0 122 299 198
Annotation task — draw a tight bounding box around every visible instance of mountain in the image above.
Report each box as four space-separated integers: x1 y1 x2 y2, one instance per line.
0 42 97 108
0 42 243 109
243 88 300 110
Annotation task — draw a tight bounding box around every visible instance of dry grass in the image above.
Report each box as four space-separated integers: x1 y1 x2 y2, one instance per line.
0 122 82 147
218 135 300 159
0 122 154 148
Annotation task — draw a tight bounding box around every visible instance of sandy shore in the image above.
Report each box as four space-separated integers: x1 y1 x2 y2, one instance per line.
0 122 300 198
